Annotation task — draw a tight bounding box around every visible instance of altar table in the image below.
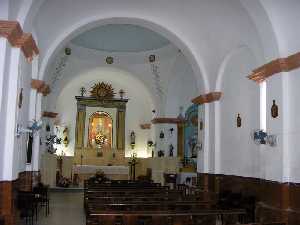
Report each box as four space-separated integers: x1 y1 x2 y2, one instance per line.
73 165 129 186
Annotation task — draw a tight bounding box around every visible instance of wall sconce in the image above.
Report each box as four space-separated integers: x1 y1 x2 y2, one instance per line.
130 131 136 149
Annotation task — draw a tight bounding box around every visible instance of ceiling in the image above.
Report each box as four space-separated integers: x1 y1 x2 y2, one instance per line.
71 24 170 53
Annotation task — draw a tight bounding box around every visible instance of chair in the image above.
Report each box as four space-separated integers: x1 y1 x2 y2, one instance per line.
33 184 50 216
0 216 4 225
164 173 177 190
17 191 36 225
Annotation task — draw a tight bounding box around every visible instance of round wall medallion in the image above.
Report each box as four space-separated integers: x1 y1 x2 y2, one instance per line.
65 47 72 56
106 56 114 64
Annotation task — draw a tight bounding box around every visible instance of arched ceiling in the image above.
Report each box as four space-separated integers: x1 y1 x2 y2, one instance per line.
32 0 271 89
71 24 170 52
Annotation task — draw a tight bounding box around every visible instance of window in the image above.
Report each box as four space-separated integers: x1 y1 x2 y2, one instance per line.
260 81 267 130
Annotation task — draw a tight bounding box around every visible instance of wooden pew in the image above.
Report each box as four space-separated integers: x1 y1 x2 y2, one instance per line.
84 179 237 225
227 223 286 225
87 201 212 212
87 209 246 225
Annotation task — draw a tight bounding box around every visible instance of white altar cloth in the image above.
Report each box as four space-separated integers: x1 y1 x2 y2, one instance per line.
73 165 129 175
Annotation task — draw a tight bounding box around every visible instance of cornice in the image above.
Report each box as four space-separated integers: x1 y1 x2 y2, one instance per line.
0 20 39 62
191 92 222 105
248 52 300 83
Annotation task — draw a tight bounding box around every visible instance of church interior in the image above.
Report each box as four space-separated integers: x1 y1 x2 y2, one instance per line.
0 1 300 225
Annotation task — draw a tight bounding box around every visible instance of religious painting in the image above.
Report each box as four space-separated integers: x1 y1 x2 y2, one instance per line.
184 104 198 159
88 111 113 149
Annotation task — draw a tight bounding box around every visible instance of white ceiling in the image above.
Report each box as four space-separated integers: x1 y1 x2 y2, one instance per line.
71 24 170 52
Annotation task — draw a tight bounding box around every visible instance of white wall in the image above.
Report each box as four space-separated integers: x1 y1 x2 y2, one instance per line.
216 47 261 178
1 50 33 180
165 54 198 117
256 0 300 183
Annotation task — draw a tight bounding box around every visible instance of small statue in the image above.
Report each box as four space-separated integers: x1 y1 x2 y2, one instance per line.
130 131 136 149
79 87 86 96
159 131 165 139
63 127 69 147
199 120 203 130
237 113 242 128
158 150 164 157
169 144 174 157
178 106 184 119
271 100 278 118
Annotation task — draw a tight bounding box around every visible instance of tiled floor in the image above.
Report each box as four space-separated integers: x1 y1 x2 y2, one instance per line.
37 191 86 225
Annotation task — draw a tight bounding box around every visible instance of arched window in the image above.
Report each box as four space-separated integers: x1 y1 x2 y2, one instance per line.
88 111 113 149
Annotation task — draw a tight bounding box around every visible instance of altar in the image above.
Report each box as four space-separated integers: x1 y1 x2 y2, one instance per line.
73 165 129 186
73 82 128 166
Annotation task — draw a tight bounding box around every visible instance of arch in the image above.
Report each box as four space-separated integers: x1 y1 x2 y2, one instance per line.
38 17 209 92
215 45 254 91
36 16 211 167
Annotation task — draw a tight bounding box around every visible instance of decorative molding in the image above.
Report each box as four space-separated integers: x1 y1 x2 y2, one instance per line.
151 117 186 124
0 20 22 44
31 79 45 90
75 96 128 110
0 20 39 62
90 82 115 100
14 33 39 61
31 79 50 96
50 50 70 87
191 92 222 105
42 111 58 118
140 123 151 129
40 84 51 96
248 52 300 83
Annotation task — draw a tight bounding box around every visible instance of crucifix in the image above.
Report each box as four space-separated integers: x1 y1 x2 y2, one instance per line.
79 87 86 96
